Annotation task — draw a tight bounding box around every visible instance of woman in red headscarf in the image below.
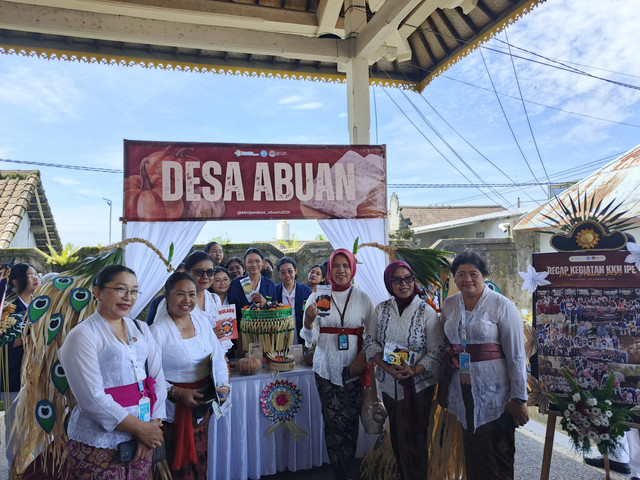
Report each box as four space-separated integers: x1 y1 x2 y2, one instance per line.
301 249 375 480
364 261 445 480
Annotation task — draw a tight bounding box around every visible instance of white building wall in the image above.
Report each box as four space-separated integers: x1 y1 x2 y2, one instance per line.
8 216 37 248
414 216 517 248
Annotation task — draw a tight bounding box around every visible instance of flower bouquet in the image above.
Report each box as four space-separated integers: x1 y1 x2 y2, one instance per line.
548 369 630 462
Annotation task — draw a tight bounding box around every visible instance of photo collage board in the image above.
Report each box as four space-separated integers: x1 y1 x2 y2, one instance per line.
532 251 640 407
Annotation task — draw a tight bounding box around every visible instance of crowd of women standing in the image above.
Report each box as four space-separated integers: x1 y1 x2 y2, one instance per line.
3 245 528 480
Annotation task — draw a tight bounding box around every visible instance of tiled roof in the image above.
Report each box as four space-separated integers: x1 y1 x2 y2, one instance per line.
400 205 507 229
0 170 62 250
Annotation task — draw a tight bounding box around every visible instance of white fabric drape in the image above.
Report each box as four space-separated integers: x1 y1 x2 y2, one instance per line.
318 218 388 305
123 221 205 318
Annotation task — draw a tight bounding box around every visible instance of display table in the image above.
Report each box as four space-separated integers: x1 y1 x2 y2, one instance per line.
207 365 329 480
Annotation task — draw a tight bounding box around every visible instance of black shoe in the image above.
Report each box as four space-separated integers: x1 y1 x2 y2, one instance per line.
583 456 631 475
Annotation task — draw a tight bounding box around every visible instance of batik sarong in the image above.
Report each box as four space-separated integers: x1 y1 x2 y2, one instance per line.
66 439 151 480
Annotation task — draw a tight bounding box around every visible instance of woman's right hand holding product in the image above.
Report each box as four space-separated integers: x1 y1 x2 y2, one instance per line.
304 302 317 330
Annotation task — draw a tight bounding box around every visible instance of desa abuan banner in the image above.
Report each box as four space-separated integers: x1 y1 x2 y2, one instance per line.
123 141 387 222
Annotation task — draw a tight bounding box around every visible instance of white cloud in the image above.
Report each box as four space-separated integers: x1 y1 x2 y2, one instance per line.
278 95 304 105
293 102 323 110
52 176 81 187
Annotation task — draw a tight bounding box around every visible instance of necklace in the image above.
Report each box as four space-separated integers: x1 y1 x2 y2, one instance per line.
174 315 193 332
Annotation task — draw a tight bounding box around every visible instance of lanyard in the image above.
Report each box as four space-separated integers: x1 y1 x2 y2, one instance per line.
331 287 353 328
460 296 467 351
105 318 146 396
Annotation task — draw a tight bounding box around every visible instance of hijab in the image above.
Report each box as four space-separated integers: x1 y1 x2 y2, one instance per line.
327 249 357 292
384 261 420 315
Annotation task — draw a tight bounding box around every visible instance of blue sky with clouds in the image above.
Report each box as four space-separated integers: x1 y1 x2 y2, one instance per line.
1 0 639 247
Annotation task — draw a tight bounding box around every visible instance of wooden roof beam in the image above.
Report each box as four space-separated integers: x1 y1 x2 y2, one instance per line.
8 0 344 37
316 0 344 37
0 2 352 62
354 0 421 60
398 0 477 40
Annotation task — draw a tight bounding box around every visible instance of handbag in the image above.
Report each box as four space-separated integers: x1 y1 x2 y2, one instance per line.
360 361 388 435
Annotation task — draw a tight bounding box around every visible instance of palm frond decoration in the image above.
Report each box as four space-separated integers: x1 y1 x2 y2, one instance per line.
541 190 633 234
523 323 537 359
355 241 451 289
11 238 173 478
527 374 550 414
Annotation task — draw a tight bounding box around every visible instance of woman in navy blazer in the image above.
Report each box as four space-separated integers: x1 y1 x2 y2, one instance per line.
228 248 277 352
275 257 312 344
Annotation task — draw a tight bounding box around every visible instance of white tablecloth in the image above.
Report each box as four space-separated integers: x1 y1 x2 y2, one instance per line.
207 365 329 480
207 365 377 480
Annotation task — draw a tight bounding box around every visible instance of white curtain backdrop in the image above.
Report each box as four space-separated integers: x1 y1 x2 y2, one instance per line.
318 218 389 305
124 221 205 318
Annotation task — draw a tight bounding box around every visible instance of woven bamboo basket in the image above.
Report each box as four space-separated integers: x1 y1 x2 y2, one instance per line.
240 306 295 355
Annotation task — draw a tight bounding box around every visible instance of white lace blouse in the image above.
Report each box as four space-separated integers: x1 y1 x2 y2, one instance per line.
442 288 527 431
58 312 167 449
365 295 444 400
198 290 221 328
150 308 230 422
300 286 375 387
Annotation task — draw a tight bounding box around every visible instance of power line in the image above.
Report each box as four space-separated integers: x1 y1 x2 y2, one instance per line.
436 74 640 128
479 48 547 195
0 158 122 173
504 31 551 184
388 182 561 188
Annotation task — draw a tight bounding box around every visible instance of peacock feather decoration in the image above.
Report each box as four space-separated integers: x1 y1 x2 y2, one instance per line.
10 238 173 478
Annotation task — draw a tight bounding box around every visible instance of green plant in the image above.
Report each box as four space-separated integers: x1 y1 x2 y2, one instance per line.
548 369 630 456
314 234 327 241
277 234 301 253
209 234 232 246
39 243 80 266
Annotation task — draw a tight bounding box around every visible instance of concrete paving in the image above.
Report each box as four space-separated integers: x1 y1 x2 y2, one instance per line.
0 414 629 480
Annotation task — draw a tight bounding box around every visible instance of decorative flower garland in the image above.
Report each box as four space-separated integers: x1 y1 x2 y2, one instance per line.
260 379 307 440
548 369 630 456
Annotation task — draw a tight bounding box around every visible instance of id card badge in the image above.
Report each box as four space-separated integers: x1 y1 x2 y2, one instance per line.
337 333 349 350
459 352 471 374
138 397 151 422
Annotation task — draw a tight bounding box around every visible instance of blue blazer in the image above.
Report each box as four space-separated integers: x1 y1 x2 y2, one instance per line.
228 274 277 323
276 281 312 343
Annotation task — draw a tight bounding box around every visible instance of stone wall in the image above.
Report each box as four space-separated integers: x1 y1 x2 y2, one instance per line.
432 230 539 312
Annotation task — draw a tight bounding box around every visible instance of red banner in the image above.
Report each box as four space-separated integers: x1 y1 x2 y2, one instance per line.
123 141 387 222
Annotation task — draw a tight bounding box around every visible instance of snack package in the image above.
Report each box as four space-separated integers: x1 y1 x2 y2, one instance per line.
315 285 332 317
383 339 419 366
215 304 238 340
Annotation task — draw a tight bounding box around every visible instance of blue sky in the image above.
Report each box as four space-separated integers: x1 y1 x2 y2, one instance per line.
1 0 639 247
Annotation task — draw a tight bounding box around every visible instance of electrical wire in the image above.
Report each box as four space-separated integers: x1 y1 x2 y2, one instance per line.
478 48 547 196
504 31 551 184
0 158 122 173
380 87 503 207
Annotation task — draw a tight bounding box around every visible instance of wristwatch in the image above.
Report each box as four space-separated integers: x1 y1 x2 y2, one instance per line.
515 398 527 404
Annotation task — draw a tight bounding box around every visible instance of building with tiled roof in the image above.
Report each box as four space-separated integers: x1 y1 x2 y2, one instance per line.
388 192 528 248
0 170 62 251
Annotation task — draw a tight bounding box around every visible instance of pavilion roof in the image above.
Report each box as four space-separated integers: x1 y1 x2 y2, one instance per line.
0 0 543 92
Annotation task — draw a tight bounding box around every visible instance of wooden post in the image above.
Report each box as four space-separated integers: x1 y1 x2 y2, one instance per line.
540 411 557 480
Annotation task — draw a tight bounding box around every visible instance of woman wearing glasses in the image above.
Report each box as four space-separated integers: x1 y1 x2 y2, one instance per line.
364 261 444 480
184 251 221 328
59 265 166 479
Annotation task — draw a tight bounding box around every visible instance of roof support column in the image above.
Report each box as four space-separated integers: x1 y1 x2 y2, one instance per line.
346 56 370 145
344 0 370 145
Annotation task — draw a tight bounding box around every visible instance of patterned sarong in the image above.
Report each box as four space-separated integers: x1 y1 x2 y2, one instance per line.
66 439 151 480
163 409 212 480
461 384 515 480
315 373 363 480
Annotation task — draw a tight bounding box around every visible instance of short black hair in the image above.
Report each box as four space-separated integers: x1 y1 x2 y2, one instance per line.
225 257 245 269
276 257 296 271
244 247 264 260
204 241 222 254
213 266 231 278
451 250 489 277
164 271 196 295
8 263 32 294
93 265 136 288
184 250 215 271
